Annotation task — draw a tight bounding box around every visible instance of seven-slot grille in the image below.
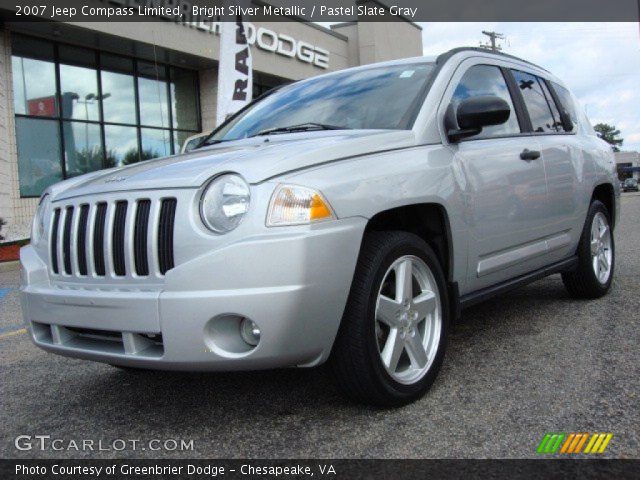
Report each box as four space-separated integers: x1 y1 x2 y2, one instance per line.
49 198 177 279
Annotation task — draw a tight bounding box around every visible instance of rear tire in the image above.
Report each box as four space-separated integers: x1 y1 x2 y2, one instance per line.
331 231 449 407
562 200 614 299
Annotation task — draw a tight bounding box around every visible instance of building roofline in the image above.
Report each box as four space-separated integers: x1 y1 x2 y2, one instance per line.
302 21 349 40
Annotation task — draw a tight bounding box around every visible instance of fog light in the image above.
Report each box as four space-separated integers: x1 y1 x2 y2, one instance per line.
240 318 260 346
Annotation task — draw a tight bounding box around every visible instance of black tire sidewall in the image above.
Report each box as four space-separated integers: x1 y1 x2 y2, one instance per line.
363 234 449 401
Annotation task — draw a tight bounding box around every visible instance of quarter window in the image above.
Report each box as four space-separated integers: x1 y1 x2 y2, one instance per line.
550 82 577 131
512 70 559 133
451 65 520 139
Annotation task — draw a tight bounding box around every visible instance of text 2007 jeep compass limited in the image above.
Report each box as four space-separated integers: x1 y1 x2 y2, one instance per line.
21 48 619 406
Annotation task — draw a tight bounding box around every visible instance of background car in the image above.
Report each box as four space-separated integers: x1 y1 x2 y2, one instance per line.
622 178 639 192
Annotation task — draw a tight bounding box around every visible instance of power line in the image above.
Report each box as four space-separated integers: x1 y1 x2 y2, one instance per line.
479 30 505 51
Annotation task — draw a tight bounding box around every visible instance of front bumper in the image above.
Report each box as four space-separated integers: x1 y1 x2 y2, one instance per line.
20 217 366 370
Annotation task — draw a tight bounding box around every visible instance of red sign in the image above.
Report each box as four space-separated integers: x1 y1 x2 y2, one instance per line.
27 96 56 117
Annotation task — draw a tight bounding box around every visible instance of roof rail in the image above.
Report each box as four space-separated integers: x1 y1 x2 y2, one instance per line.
436 47 550 73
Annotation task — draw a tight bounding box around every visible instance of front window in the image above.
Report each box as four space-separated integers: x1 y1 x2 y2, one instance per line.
209 63 435 143
451 65 520 139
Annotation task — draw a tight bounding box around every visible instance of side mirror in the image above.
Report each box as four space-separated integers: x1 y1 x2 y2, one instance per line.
447 96 511 142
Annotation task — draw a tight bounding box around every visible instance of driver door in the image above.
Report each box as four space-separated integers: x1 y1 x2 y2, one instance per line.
444 62 550 293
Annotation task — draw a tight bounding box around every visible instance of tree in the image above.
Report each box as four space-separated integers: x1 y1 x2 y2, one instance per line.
594 123 623 152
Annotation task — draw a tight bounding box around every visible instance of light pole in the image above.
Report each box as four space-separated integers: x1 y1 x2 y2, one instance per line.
70 92 111 173
73 92 110 150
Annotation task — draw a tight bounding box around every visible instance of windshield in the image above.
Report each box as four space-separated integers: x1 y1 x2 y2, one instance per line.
208 63 435 143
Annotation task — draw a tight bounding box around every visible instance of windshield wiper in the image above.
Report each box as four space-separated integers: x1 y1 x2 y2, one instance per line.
252 123 347 137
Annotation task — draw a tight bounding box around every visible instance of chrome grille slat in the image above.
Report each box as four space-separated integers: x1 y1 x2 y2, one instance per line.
49 196 177 281
85 203 98 277
103 201 117 277
123 200 137 279
147 199 162 278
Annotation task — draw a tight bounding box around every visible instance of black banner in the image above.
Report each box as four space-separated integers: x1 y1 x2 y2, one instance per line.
2 459 640 480
0 0 639 23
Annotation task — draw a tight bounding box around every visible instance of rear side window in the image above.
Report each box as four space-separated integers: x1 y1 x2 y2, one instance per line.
451 65 520 139
550 82 577 131
538 80 564 132
512 70 559 133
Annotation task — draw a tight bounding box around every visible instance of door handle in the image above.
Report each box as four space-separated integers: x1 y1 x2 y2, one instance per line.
520 149 541 160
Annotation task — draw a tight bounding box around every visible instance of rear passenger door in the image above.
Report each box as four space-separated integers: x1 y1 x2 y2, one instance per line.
443 61 550 293
510 70 582 263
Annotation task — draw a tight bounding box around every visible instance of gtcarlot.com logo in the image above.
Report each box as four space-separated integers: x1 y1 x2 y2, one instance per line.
14 435 195 452
537 432 613 455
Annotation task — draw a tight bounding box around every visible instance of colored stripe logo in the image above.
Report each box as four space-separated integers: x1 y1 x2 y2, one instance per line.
537 433 613 454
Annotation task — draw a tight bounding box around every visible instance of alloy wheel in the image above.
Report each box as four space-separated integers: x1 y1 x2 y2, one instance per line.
590 211 613 284
374 255 442 385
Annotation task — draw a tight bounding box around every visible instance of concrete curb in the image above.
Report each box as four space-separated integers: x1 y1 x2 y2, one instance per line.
0 261 20 273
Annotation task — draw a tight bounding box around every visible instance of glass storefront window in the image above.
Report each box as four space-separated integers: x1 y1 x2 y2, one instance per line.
12 57 57 117
138 76 170 128
105 125 139 167
11 34 201 197
63 121 103 177
101 70 136 124
15 117 63 196
141 128 172 159
138 61 170 128
60 64 101 121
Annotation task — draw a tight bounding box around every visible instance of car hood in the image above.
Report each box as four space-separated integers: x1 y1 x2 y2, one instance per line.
52 129 416 200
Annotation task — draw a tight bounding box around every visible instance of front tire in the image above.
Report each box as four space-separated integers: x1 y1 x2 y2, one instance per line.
562 200 614 299
331 231 449 407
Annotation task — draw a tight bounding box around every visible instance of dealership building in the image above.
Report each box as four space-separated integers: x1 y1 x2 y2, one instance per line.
0 8 422 244
614 151 640 181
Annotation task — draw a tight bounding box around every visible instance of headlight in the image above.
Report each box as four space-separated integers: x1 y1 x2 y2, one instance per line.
267 185 335 227
31 193 50 246
199 173 250 233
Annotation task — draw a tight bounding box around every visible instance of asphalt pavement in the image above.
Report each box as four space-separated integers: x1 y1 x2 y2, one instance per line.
1 193 639 459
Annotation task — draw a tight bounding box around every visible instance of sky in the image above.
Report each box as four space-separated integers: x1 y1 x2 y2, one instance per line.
418 22 640 151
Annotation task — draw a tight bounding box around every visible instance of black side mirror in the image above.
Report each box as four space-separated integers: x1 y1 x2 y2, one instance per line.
447 95 511 142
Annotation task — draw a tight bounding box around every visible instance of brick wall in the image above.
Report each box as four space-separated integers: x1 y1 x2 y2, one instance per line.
0 28 38 243
0 28 12 240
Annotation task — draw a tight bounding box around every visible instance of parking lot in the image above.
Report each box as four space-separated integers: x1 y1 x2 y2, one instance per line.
1 193 639 459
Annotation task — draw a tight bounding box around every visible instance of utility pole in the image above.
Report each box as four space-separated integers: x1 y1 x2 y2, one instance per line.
480 31 505 51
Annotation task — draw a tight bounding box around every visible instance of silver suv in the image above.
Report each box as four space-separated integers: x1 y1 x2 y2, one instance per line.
21 48 619 406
